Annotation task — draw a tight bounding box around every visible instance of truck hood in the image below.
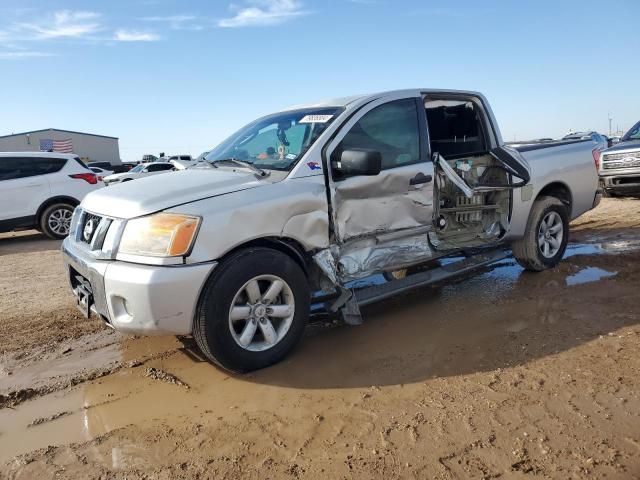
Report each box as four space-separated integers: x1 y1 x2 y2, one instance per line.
82 168 269 219
604 139 640 153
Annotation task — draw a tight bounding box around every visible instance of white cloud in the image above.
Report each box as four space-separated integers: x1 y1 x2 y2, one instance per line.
18 10 103 39
113 29 160 42
218 0 307 28
0 50 55 59
142 15 204 30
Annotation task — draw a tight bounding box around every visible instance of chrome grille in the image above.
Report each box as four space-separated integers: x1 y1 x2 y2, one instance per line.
602 151 640 170
77 210 112 250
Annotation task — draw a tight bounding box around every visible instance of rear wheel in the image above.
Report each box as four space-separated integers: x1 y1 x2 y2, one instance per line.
194 247 310 373
40 203 75 239
512 196 569 271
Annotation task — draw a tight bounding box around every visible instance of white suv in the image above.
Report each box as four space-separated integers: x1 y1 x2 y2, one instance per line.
0 152 101 239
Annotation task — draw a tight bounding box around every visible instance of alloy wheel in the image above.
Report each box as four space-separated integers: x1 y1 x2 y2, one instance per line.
228 275 295 352
48 208 73 236
538 211 563 258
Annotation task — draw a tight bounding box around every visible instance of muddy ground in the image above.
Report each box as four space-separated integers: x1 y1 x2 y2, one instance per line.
0 198 639 479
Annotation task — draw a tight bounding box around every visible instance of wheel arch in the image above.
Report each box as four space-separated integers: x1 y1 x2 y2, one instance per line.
36 196 80 223
535 181 573 217
221 236 311 276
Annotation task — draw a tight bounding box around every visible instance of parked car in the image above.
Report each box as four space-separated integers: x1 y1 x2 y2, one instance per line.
87 161 132 174
102 162 176 186
168 155 193 163
168 157 196 170
87 161 114 171
562 131 608 149
119 162 138 172
0 152 100 239
89 166 114 182
598 120 640 196
62 89 601 372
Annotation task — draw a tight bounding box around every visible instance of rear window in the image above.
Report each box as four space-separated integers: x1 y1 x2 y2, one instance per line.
425 99 487 158
0 156 67 181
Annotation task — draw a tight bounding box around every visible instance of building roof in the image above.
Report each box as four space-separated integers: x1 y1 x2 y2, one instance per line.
0 128 118 140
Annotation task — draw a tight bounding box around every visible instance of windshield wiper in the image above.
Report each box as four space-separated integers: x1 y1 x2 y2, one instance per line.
189 159 216 169
213 158 269 177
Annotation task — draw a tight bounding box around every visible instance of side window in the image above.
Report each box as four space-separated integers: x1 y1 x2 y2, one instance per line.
33 157 66 175
339 99 420 170
0 158 24 181
425 99 487 159
0 157 65 181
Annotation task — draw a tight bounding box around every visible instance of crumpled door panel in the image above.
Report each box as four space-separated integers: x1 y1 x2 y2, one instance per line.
332 165 434 243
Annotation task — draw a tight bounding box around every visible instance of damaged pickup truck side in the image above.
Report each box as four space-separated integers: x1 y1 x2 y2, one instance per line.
62 89 602 372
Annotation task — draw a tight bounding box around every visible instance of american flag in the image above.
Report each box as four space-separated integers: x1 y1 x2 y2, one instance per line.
40 138 74 153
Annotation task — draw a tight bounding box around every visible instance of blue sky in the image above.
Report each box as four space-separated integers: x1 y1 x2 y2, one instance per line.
0 0 637 161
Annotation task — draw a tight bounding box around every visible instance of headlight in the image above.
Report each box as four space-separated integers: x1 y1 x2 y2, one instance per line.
118 213 200 257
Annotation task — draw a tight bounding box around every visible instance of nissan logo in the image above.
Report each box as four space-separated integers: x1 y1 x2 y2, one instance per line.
83 218 97 242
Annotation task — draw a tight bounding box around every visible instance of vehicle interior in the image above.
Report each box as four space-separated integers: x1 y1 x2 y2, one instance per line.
424 97 515 249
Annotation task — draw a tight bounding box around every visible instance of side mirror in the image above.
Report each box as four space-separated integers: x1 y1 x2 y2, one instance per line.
332 149 382 177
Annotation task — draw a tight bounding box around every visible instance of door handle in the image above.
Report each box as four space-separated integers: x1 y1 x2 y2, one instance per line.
409 173 433 186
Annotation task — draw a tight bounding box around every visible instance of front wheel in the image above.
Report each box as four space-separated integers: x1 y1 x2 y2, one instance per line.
193 247 310 373
511 196 569 272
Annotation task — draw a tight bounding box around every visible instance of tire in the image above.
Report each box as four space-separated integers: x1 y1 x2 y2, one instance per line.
511 196 569 272
194 247 310 373
40 203 75 239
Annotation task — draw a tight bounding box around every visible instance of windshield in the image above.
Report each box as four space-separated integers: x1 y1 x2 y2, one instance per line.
205 107 343 171
622 121 640 142
130 164 145 173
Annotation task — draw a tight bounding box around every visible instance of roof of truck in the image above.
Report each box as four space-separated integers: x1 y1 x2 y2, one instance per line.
282 89 484 111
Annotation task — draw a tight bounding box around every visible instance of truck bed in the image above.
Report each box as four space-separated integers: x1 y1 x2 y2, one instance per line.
507 138 593 153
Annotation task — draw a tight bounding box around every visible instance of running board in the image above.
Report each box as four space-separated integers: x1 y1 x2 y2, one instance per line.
354 249 509 307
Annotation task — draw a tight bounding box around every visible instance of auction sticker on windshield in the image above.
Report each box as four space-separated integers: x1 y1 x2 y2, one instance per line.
299 114 334 124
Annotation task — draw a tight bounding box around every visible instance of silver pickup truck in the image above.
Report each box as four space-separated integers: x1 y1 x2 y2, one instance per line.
598 120 640 196
62 89 601 372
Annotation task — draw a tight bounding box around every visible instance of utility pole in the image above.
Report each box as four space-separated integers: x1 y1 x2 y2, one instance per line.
608 112 613 136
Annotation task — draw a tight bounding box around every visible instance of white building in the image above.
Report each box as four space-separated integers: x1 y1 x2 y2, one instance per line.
0 128 121 165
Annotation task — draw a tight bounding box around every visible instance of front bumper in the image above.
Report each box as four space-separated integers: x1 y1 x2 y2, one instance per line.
62 237 216 335
600 173 640 194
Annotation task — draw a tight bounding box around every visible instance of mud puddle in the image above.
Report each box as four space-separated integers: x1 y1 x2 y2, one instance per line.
566 267 617 286
0 331 121 395
1 244 635 463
